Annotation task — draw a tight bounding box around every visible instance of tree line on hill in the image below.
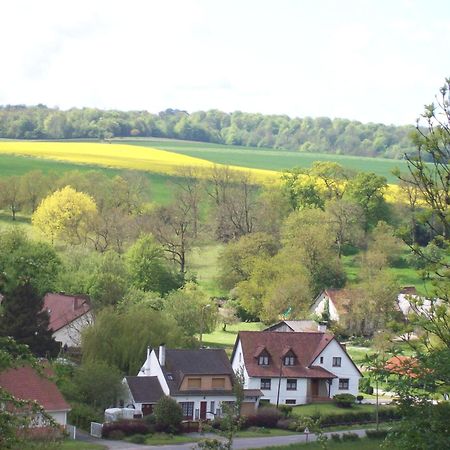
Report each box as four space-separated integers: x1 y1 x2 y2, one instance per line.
0 105 415 158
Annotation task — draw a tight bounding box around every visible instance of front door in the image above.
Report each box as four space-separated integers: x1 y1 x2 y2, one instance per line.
200 401 207 420
142 404 153 416
311 379 319 397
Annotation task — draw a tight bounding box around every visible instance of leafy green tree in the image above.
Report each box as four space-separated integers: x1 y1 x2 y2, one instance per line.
0 176 24 220
0 282 60 357
345 172 390 231
126 234 182 295
0 228 60 296
82 306 191 374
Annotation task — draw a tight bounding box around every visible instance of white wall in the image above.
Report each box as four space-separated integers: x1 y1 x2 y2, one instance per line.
246 376 309 405
52 312 93 347
311 293 340 322
311 339 360 397
174 394 237 420
48 410 68 427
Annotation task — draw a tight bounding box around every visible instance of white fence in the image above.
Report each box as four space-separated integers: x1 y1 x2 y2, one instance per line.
66 424 76 439
90 422 103 438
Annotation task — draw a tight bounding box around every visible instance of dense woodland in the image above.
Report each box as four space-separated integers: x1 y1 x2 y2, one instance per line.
0 105 415 158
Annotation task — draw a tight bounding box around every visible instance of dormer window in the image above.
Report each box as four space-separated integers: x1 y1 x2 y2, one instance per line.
284 355 295 366
258 355 269 366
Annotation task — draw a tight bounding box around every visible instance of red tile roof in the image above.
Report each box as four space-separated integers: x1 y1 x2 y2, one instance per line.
322 289 352 315
0 365 70 412
385 356 419 378
43 293 91 332
235 331 337 378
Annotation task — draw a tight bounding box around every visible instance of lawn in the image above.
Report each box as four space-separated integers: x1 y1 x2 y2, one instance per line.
260 437 384 449
60 442 106 450
292 402 379 417
122 137 408 183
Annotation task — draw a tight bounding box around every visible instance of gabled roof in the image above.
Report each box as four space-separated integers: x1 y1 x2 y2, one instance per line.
315 289 352 315
233 331 338 378
156 348 234 393
264 320 318 332
125 376 164 403
44 293 91 332
0 364 70 412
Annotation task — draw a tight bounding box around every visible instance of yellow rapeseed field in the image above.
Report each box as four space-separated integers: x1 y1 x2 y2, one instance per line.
0 141 280 184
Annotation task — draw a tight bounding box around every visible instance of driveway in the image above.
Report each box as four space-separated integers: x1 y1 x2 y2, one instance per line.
77 428 369 449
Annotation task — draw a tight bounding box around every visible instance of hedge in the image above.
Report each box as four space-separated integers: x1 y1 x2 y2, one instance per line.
102 419 150 438
244 407 283 428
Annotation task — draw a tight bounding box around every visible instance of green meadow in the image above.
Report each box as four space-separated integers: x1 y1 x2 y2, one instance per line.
120 138 409 183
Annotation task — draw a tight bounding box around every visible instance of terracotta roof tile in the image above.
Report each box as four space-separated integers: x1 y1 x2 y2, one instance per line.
236 331 336 378
43 293 91 332
0 364 70 412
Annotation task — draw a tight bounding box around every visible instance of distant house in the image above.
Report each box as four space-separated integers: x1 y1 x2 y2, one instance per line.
310 289 352 322
43 293 93 348
396 286 442 319
385 355 419 378
264 320 325 333
123 345 261 420
0 364 71 428
231 331 361 406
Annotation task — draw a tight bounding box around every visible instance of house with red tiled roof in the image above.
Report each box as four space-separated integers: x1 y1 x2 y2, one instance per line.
123 345 261 420
385 355 419 378
310 289 352 322
0 364 71 427
43 293 93 347
231 331 361 406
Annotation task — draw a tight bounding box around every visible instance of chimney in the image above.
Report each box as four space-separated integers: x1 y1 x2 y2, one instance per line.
318 322 327 333
159 343 166 367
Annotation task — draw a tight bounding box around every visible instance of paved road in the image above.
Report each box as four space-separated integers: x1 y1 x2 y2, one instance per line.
77 428 369 449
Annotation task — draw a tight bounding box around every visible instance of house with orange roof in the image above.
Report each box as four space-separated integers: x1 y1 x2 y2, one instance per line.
310 289 352 322
43 293 93 348
0 364 71 428
231 330 361 406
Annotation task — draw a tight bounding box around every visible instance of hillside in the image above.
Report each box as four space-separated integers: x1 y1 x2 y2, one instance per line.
0 105 414 159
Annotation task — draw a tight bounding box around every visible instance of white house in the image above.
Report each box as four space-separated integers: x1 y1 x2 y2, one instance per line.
310 289 352 323
264 320 319 332
44 293 93 347
123 345 261 420
231 330 361 406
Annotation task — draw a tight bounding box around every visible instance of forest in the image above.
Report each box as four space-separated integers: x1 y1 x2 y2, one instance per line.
0 105 415 159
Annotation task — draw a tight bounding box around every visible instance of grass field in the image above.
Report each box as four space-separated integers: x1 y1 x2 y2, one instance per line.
0 140 280 183
121 137 409 183
261 437 384 449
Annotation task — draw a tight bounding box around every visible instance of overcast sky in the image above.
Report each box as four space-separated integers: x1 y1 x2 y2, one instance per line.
1 0 449 125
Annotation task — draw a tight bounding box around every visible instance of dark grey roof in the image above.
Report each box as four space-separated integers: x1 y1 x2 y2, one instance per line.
125 376 164 403
156 348 234 393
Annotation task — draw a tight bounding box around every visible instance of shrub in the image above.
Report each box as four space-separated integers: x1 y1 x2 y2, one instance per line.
366 429 389 439
333 394 356 408
108 430 125 440
245 407 282 428
359 377 374 395
356 395 364 404
154 396 183 434
102 419 149 438
278 404 293 417
342 432 359 441
276 418 294 430
127 434 147 444
330 433 341 442
68 402 102 430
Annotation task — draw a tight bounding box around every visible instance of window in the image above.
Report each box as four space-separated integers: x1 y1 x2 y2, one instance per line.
286 379 297 391
320 357 324 364
212 377 225 389
210 401 215 414
332 357 342 367
285 399 297 405
187 377 201 389
284 355 295 366
338 378 349 390
260 378 271 390
180 402 194 419
258 355 269 365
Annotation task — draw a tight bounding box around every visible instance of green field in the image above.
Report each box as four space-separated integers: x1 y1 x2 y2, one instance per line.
261 437 384 450
121 138 409 183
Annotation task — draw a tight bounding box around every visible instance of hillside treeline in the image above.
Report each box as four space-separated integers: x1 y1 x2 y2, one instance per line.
0 105 414 158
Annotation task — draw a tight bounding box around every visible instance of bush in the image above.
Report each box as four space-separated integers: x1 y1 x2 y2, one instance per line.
244 407 282 428
278 404 293 417
154 396 183 434
68 402 102 430
102 419 150 438
342 432 359 441
127 434 147 444
276 418 294 430
333 394 356 408
108 430 125 440
356 395 364 404
366 429 390 439
330 433 341 442
359 377 374 395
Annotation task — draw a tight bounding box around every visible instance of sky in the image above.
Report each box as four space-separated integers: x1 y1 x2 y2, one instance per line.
1 0 449 125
